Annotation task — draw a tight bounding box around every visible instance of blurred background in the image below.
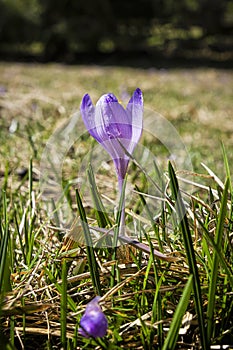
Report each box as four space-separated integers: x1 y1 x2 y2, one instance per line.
0 0 232 66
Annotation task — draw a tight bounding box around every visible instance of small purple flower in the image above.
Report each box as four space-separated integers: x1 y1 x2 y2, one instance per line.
80 88 143 189
79 296 108 338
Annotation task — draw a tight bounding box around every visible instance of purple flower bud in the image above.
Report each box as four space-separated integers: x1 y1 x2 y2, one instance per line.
78 296 108 338
80 88 143 184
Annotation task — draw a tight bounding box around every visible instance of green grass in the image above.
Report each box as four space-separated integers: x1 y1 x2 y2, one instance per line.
0 62 233 349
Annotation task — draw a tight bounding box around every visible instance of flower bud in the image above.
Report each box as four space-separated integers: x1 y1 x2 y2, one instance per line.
79 296 108 338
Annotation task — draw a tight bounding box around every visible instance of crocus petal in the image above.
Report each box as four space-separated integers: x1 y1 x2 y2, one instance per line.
80 94 100 141
100 138 131 161
79 296 108 338
126 88 143 153
95 93 132 142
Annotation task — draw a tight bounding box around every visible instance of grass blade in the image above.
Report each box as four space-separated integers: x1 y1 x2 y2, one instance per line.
0 224 9 294
45 268 76 312
221 143 232 193
206 178 229 343
162 275 193 350
0 191 11 294
168 161 207 350
143 228 163 347
87 163 112 228
87 163 113 248
195 214 233 288
61 258 68 349
75 189 102 295
135 184 163 252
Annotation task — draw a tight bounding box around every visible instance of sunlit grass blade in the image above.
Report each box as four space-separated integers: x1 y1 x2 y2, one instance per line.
13 211 27 265
195 214 233 288
221 143 232 193
206 178 229 344
61 258 68 349
150 274 163 348
87 163 112 228
45 268 76 312
2 161 9 193
0 191 11 294
75 189 102 295
221 143 233 254
0 222 9 295
0 191 12 348
168 161 207 350
135 184 163 252
142 228 163 347
162 275 193 350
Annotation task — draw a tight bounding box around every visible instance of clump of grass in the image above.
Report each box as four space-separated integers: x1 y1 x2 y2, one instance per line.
0 147 232 349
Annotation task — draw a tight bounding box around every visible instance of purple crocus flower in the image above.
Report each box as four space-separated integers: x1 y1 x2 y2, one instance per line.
78 296 108 338
80 88 143 191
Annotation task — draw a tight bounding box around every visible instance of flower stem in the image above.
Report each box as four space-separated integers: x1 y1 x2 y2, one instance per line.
118 176 125 236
